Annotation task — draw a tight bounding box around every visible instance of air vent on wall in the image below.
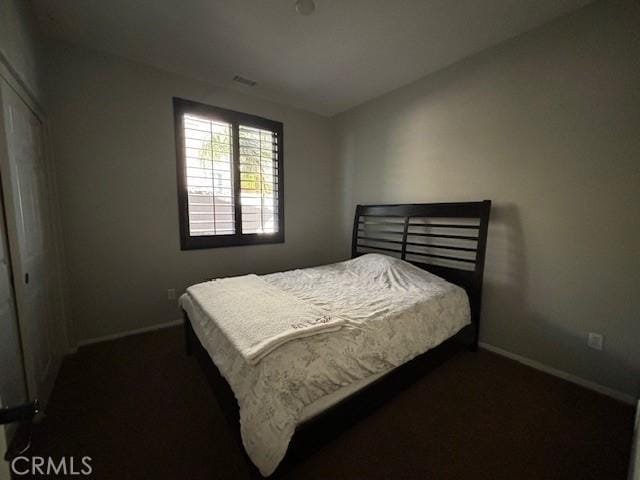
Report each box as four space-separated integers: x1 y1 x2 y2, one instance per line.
233 75 257 87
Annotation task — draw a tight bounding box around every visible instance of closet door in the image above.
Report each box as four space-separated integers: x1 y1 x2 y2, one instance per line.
0 176 24 478
0 80 58 404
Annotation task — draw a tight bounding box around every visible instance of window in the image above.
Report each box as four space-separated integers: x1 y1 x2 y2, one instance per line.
174 98 284 249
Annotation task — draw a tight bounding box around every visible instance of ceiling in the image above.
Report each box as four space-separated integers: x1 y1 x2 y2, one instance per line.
32 0 593 116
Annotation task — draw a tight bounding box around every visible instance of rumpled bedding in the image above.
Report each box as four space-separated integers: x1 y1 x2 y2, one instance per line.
179 253 470 476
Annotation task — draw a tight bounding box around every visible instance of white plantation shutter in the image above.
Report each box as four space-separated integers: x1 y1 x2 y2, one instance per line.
183 114 235 235
175 98 284 249
239 125 279 234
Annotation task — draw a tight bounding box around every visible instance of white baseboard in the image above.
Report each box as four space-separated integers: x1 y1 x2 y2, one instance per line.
75 319 183 349
479 342 637 405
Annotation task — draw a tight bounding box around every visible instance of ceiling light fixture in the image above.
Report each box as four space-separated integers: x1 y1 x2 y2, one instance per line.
295 0 315 16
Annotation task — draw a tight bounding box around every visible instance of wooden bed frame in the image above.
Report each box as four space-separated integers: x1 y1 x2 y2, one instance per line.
183 200 492 477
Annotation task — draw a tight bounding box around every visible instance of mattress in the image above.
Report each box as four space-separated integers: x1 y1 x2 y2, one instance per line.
180 253 470 476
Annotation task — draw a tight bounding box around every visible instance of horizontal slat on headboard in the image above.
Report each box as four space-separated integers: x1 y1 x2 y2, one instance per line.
356 202 490 218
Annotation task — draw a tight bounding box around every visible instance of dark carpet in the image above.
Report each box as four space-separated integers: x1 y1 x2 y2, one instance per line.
28 327 635 479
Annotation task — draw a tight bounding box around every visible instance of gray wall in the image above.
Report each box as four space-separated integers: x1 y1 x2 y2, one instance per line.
336 0 640 397
45 41 343 342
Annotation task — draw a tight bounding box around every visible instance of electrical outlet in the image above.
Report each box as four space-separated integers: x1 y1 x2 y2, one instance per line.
587 332 603 351
167 288 176 301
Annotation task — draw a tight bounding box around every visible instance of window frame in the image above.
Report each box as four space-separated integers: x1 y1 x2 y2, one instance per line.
173 97 285 250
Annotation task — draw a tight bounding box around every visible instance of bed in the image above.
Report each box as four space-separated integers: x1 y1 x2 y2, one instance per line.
181 201 491 477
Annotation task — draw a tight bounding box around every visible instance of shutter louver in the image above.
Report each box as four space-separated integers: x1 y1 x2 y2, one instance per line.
183 114 235 236
239 125 279 234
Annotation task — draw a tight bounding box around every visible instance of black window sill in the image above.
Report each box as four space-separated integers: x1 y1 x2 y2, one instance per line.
180 232 285 250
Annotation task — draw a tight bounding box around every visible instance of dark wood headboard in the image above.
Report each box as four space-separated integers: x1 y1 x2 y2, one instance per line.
351 201 491 346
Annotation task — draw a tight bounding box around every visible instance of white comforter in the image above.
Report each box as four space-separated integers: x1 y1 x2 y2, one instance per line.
180 254 470 476
186 274 345 365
